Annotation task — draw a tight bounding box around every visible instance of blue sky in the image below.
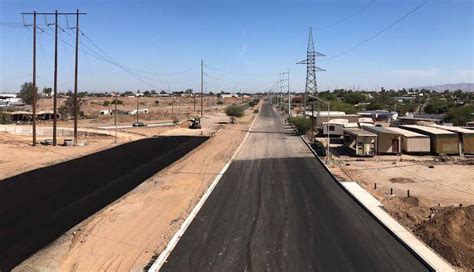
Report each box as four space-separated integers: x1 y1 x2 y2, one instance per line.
0 0 473 93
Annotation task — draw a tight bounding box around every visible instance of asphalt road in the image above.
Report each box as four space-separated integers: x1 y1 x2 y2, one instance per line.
0 136 208 271
160 103 431 271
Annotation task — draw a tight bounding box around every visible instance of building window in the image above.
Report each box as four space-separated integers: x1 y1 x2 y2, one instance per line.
329 126 335 131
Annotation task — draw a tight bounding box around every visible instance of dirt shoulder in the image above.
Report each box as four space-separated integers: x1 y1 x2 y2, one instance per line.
13 108 257 271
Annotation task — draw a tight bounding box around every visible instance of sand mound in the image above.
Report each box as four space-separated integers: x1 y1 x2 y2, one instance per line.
414 205 474 270
383 196 430 229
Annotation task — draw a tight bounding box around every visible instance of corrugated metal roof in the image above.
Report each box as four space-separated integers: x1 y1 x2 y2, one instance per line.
343 128 377 137
385 127 429 138
430 124 474 134
400 125 456 135
362 126 403 135
323 119 349 125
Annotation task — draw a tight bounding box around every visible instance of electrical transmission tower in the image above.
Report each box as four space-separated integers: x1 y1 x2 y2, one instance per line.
297 27 325 127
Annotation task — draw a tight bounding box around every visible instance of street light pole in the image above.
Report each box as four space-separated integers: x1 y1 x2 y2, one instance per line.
309 95 331 162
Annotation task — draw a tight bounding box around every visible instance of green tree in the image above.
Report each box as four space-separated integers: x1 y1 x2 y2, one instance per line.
225 104 244 123
42 87 52 97
424 97 451 114
58 94 82 119
288 116 311 135
17 82 37 105
366 101 385 110
445 104 474 126
343 92 366 105
329 101 357 113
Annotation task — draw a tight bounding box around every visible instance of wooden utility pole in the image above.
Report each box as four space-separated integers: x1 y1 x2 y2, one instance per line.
200 59 203 118
114 93 118 143
21 10 86 146
73 9 80 145
53 10 58 146
32 11 37 146
136 94 139 123
287 69 290 116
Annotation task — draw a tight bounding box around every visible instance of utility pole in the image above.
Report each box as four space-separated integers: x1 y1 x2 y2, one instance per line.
53 10 58 146
287 69 290 116
32 11 37 146
193 93 196 111
73 9 80 145
136 94 139 123
114 93 118 143
21 10 86 146
201 59 204 118
276 80 280 107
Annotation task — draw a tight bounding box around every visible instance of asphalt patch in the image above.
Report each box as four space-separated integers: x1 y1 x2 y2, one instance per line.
0 136 208 271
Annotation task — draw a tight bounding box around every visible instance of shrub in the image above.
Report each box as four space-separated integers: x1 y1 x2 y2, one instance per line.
225 104 244 123
225 104 244 118
253 109 259 113
248 101 256 107
102 101 110 106
154 100 160 105
288 116 311 135
0 110 12 124
216 100 224 105
171 115 179 124
111 99 123 105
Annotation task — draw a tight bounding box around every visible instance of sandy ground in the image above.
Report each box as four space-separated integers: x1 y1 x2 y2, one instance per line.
334 159 474 207
0 132 137 180
12 106 258 271
326 152 474 270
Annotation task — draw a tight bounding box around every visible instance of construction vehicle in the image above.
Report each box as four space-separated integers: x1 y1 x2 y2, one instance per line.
189 117 201 129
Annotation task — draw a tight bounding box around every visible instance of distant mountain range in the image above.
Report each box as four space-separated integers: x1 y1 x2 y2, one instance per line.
414 83 474 92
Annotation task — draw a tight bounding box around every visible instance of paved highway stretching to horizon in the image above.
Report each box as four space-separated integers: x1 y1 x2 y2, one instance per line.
160 103 431 271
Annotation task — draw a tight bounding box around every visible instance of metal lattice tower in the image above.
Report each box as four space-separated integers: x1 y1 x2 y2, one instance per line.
297 27 325 96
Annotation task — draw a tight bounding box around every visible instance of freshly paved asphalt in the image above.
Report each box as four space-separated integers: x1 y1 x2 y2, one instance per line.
160 103 431 272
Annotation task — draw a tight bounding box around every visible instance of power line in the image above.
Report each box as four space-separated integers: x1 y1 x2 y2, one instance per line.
205 64 280 77
38 25 193 87
314 0 376 30
4 20 194 87
324 0 429 61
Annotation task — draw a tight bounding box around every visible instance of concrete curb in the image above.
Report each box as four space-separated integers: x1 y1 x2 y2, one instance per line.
147 112 259 272
299 135 454 272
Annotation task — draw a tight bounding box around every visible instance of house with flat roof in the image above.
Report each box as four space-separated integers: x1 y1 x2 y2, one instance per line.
343 128 377 156
384 127 430 154
361 126 402 154
430 124 474 155
400 125 459 155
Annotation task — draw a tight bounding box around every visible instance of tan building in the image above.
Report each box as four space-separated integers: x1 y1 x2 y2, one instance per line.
343 128 377 156
385 127 430 154
430 124 474 155
361 126 402 154
322 119 357 136
400 125 459 155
